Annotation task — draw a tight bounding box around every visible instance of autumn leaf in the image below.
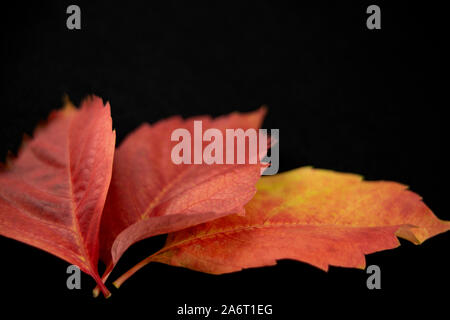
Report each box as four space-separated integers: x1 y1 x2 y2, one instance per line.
95 108 268 293
112 167 450 286
4 96 445 297
0 96 115 297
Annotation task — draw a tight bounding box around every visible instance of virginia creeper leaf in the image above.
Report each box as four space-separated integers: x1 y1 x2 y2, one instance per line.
0 96 115 297
97 108 267 289
113 167 449 285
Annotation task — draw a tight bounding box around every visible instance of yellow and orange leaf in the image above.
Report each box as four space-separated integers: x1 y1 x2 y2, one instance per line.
114 167 450 286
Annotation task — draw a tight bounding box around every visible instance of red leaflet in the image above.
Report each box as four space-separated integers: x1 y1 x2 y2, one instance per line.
0 97 115 297
97 108 267 288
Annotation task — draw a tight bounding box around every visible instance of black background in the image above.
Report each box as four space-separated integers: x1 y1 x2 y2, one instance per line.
0 1 448 318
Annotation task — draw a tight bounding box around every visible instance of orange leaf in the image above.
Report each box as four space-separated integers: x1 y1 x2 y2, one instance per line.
113 167 449 286
97 108 267 290
0 96 115 297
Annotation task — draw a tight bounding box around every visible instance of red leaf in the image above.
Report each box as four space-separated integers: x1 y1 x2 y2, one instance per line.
0 96 115 297
97 108 267 288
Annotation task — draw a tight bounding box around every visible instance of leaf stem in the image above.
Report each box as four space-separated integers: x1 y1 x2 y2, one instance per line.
92 273 111 298
92 263 113 298
113 255 154 288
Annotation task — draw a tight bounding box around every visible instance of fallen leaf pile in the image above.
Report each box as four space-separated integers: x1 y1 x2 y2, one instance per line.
0 96 448 298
